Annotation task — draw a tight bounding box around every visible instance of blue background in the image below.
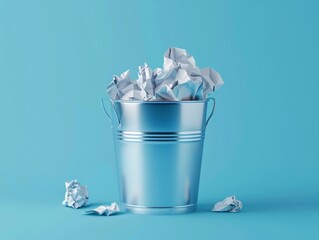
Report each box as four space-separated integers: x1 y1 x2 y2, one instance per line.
1 0 318 239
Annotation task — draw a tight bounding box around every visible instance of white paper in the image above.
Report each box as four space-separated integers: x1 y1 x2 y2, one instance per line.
155 85 178 101
211 195 242 213
62 180 88 209
173 78 203 101
85 202 120 216
137 63 155 96
107 47 224 101
163 47 196 71
106 70 132 100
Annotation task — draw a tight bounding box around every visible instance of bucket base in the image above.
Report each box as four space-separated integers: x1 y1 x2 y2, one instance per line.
122 203 197 215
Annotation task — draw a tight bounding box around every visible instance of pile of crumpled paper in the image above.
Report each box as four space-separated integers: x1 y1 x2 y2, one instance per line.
107 47 224 101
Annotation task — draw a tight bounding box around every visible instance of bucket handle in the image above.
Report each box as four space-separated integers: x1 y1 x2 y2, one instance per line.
206 97 216 127
101 98 121 126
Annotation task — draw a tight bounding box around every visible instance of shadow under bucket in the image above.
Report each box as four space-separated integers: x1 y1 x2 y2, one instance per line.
102 98 215 214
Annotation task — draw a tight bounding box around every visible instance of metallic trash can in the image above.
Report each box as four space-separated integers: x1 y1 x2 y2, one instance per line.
102 99 215 214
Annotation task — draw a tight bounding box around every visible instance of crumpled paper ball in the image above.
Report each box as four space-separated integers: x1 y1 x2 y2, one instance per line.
62 179 88 209
211 195 243 213
85 202 120 216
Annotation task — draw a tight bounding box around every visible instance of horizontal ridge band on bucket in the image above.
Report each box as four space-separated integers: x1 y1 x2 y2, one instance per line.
117 131 205 142
103 99 215 215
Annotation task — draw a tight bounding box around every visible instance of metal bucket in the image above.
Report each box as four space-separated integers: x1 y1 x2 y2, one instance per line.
102 98 215 214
